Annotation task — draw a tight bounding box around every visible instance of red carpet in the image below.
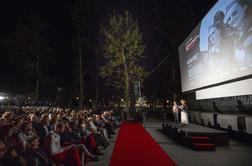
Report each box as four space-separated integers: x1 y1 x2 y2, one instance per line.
109 122 176 166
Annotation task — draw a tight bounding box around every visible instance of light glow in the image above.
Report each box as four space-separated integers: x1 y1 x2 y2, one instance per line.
0 96 5 100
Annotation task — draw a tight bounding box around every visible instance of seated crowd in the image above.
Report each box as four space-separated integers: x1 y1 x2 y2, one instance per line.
0 106 120 166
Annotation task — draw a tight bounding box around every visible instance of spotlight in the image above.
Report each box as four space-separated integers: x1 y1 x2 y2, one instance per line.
0 96 5 101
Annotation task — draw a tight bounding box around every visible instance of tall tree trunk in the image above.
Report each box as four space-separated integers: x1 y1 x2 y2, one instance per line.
78 44 84 108
95 68 99 111
31 13 40 102
75 0 84 108
67 96 73 107
35 54 40 101
122 50 130 112
54 92 58 106
172 63 177 101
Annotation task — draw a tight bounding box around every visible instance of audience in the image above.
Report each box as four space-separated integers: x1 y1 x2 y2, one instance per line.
22 136 52 166
0 106 121 166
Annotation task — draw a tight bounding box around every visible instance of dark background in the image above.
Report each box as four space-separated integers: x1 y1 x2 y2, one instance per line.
0 0 217 105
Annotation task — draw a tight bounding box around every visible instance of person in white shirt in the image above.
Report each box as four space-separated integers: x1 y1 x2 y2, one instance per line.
172 101 179 123
44 122 97 166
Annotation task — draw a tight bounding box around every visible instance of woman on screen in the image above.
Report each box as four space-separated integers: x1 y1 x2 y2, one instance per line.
225 0 252 65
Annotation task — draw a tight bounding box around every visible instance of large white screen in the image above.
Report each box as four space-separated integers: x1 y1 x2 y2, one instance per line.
196 78 252 100
179 0 252 92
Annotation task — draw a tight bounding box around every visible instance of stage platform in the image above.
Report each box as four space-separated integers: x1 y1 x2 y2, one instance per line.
163 122 229 146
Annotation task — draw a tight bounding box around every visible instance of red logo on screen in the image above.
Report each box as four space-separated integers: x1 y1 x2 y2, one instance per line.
185 35 199 52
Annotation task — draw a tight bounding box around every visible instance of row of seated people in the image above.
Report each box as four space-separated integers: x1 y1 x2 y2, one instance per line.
0 106 120 166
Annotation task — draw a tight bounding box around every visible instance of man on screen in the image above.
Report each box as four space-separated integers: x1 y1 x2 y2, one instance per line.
207 24 223 71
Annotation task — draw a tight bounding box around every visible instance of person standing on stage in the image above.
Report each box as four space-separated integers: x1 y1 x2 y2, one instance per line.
179 99 189 125
172 101 179 123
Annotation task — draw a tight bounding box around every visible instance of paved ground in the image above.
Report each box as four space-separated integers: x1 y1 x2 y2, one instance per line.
88 119 252 166
145 119 252 166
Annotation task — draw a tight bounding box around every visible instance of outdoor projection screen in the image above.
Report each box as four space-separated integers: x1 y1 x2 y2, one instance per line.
178 0 252 92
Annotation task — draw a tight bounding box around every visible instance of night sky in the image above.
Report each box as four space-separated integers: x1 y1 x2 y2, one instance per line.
0 0 217 103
